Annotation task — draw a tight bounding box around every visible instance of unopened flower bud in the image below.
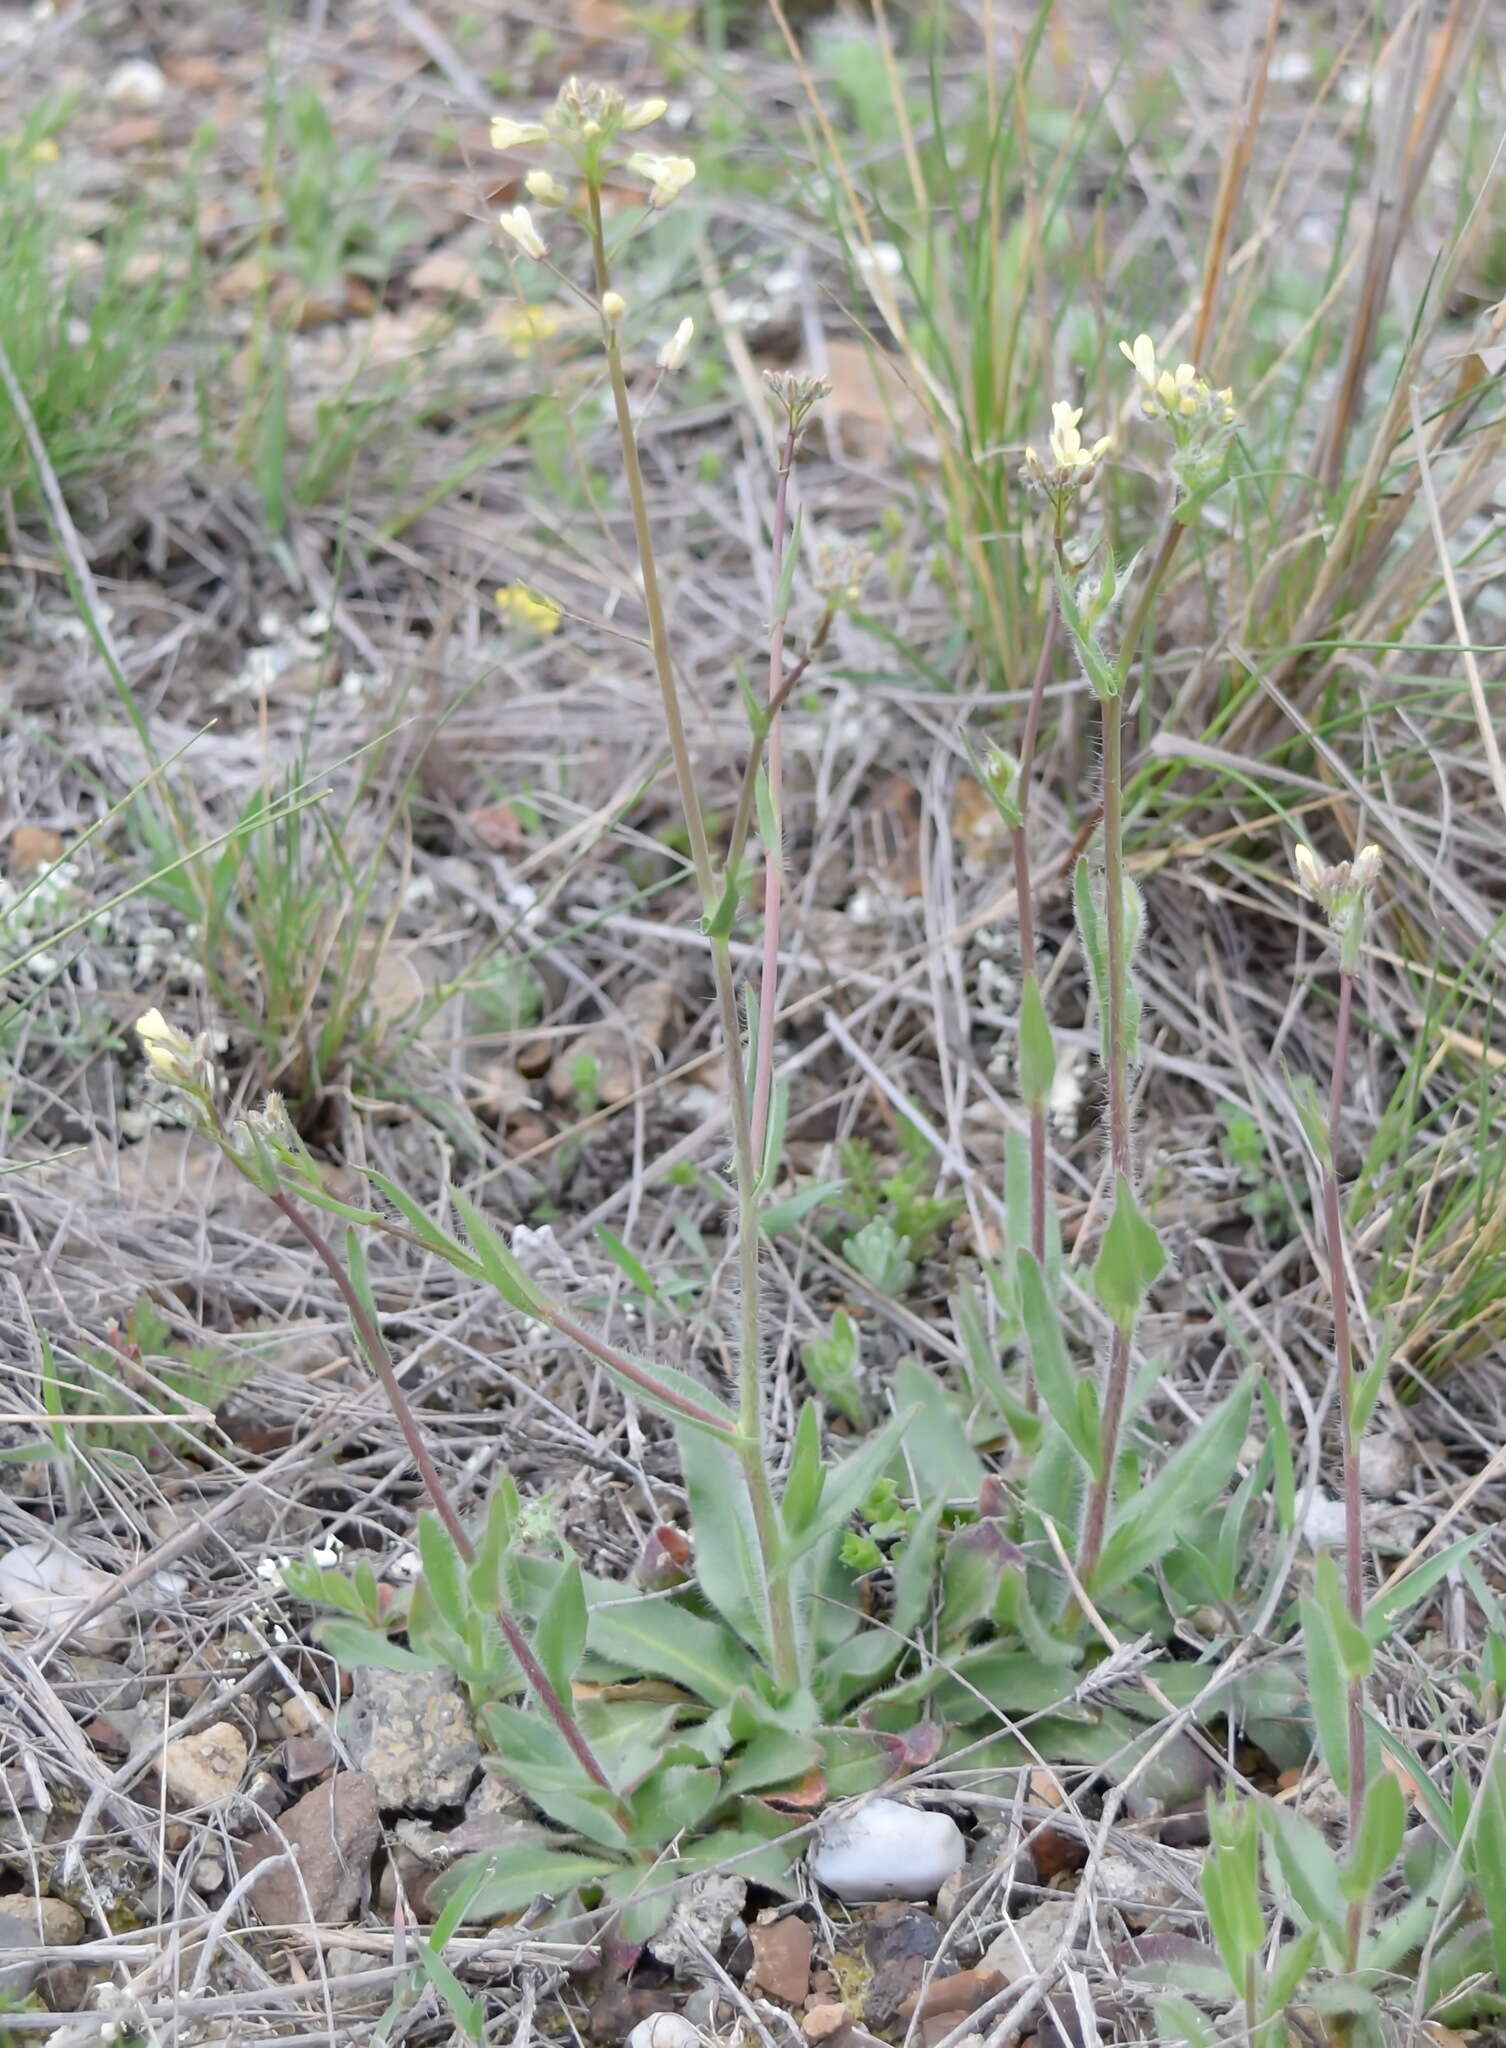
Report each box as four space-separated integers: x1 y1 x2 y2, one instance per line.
490 115 549 151
657 315 693 371
621 96 668 129
524 168 568 206
600 289 626 325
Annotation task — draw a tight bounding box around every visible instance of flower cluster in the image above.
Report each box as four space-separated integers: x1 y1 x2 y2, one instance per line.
1119 334 1236 429
1292 840 1383 970
764 370 831 445
135 1007 214 1097
489 77 696 270
1022 399 1112 505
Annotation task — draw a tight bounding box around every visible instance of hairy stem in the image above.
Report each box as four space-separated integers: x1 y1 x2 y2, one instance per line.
1010 600 1061 1406
1077 685 1132 1589
266 1187 620 1802
1325 965 1367 1861
587 194 801 1695
750 422 799 1163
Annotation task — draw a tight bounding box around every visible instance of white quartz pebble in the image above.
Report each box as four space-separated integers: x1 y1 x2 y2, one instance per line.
809 1797 966 1902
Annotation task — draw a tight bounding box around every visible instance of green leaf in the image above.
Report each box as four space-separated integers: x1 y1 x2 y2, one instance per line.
801 1309 867 1428
1341 1770 1404 1903
1470 1747 1506 1991
761 1178 845 1237
720 1728 823 1800
534 1557 588 1705
844 1215 914 1296
1262 1802 1347 1941
757 1078 790 1196
1260 1927 1319 2020
596 1227 665 1307
318 1620 437 1672
1091 1176 1166 1330
1300 1569 1355 1803
1074 859 1110 1061
1092 1379 1251 1590
786 1409 911 1566
1018 1251 1096 1470
1364 1533 1484 1646
781 1402 825 1539
1151 1995 1218 2048
1054 561 1121 700
429 1843 623 1921
417 1511 471 1638
1202 1797 1264 1987
587 1591 751 1707
1258 1380 1296 1535
890 1362 984 1501
1017 972 1055 1109
452 1190 548 1318
1312 1549 1373 1681
469 1474 522 1611
628 1763 722 1849
367 1171 480 1277
676 1425 773 1660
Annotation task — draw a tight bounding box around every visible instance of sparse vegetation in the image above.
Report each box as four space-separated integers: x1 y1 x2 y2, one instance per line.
1 5 1505 2045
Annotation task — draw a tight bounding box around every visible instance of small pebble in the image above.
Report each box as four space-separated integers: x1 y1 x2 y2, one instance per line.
803 2006 850 2041
105 58 167 108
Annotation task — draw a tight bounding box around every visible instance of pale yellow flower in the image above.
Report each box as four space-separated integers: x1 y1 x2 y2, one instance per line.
626 151 696 209
490 116 549 150
495 584 563 635
621 97 668 130
1118 333 1238 431
524 168 568 206
1047 400 1112 472
497 205 546 260
1022 397 1111 498
601 290 627 325
135 1008 212 1092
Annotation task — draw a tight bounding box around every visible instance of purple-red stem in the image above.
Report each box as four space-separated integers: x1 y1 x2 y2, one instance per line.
1010 600 1061 1410
1324 967 1367 1856
749 423 799 1164
267 1187 621 1804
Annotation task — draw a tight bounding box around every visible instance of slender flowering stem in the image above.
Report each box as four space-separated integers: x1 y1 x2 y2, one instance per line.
1076 684 1131 1589
584 189 801 1694
1010 579 1061 1406
1326 965 1367 1856
750 419 799 1164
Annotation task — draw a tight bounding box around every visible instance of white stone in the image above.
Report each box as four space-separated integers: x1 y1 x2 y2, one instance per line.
105 59 167 108
0 1541 119 1644
626 2016 700 2048
1300 1494 1349 1549
808 1797 966 1902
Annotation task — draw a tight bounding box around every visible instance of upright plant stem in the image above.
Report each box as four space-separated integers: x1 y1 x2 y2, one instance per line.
1074 507 1189 1585
1325 965 1367 1851
750 422 799 1164
1076 688 1130 1587
264 1186 621 1804
586 195 800 1694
